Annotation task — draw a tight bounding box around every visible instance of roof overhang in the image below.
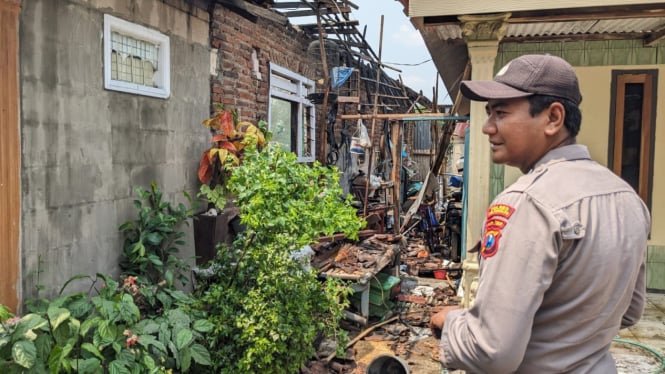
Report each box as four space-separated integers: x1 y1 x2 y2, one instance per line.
407 0 665 18
400 1 665 114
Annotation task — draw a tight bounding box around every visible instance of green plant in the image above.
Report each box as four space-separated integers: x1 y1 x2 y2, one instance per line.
0 305 12 323
119 182 194 288
197 105 269 211
1 274 212 373
195 143 363 373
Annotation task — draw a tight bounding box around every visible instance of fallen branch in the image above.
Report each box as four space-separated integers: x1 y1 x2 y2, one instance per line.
324 315 399 363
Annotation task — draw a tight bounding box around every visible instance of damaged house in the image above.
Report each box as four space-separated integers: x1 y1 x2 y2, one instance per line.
1 0 439 311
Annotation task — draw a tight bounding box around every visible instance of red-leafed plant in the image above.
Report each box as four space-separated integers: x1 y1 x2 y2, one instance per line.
197 105 268 210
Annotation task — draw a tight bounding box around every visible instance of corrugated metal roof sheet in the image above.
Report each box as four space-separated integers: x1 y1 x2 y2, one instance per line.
427 16 665 40
507 21 598 37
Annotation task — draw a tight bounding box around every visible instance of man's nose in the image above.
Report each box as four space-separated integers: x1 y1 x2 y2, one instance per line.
482 117 495 135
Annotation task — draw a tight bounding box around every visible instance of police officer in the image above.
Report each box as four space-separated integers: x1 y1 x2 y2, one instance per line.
430 54 651 373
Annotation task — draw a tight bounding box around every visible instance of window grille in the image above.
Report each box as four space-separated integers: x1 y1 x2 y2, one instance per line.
104 14 170 99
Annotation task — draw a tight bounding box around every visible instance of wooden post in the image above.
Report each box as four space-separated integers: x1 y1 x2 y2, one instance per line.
316 9 331 164
390 121 402 235
362 15 384 216
0 0 22 313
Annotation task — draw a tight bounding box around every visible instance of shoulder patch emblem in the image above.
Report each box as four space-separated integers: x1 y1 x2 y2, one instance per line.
481 203 516 259
486 204 515 220
481 228 501 258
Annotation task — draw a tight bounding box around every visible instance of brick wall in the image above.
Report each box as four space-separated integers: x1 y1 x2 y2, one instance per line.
210 4 320 124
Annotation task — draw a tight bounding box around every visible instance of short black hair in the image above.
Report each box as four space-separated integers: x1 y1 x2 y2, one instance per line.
528 95 581 137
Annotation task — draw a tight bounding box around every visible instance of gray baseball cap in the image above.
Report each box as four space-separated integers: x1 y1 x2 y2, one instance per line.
460 54 582 105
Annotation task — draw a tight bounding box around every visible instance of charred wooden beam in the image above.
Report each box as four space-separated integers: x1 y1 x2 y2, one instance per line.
270 1 307 8
282 7 350 17
299 19 359 28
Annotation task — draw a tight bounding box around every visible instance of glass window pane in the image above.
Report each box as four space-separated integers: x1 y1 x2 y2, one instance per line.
302 105 313 158
621 83 643 191
270 97 293 152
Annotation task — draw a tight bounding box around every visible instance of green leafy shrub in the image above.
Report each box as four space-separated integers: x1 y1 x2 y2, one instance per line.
195 144 364 373
1 184 213 373
119 182 194 288
1 274 212 373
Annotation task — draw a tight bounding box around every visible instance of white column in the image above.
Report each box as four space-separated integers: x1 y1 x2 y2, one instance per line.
458 13 510 308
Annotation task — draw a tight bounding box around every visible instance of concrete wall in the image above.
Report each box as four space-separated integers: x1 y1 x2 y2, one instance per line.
19 0 211 299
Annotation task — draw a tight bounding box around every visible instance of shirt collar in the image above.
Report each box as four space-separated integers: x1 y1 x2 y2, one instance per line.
530 144 591 173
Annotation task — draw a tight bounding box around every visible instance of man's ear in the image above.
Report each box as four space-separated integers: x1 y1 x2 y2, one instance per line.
544 102 566 136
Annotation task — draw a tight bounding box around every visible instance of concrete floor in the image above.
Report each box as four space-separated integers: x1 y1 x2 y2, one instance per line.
613 292 665 373
352 292 665 374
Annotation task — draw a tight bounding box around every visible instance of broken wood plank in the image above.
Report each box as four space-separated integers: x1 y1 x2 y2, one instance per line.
324 316 400 363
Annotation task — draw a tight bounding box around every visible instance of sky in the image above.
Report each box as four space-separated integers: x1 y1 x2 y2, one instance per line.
350 1 452 106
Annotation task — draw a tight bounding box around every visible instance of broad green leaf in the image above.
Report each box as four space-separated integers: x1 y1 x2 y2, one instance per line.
97 320 116 342
34 334 52 363
164 269 174 287
135 242 146 257
47 344 63 373
60 343 74 363
190 343 212 366
74 358 102 374
134 320 160 335
142 354 156 370
80 316 101 337
164 289 190 304
118 294 140 323
108 360 131 374
192 319 214 333
147 254 163 266
24 329 37 341
179 346 192 372
13 314 47 338
137 335 166 353
0 335 10 349
144 232 162 245
166 309 190 326
12 340 36 368
81 342 105 361
155 291 172 311
0 304 13 321
67 298 93 318
111 341 122 355
175 329 193 350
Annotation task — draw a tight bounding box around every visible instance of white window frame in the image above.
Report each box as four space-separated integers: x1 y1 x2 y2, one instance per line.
103 14 170 99
268 63 316 162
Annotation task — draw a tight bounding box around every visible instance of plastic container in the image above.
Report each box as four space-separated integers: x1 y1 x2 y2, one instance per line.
433 269 447 279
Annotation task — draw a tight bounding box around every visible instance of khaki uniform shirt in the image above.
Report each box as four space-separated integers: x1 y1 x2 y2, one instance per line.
440 145 650 373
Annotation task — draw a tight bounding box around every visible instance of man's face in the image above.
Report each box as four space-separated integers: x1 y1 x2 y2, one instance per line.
482 97 550 173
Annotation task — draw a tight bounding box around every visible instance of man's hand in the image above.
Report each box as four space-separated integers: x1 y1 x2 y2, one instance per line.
430 305 461 338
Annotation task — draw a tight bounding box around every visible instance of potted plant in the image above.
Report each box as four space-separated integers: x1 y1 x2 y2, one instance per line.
194 105 268 265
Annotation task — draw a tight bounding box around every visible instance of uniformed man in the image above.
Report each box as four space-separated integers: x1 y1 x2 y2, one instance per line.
430 54 651 373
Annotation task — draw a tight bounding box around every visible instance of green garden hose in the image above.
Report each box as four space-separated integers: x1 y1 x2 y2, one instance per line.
612 337 665 374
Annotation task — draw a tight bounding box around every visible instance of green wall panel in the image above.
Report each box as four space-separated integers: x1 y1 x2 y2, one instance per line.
498 39 665 68
647 245 665 291
489 162 504 202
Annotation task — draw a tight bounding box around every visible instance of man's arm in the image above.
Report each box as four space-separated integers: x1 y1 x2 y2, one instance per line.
621 257 646 329
438 193 559 373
